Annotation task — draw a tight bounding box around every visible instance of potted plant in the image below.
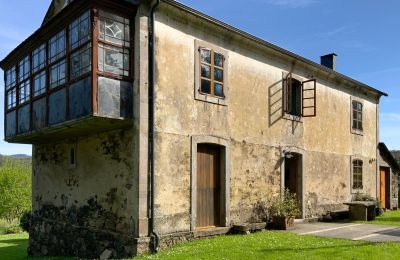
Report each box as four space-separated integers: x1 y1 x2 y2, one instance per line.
270 189 300 230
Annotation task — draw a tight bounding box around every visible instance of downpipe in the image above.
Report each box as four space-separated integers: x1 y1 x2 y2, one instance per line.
148 0 161 253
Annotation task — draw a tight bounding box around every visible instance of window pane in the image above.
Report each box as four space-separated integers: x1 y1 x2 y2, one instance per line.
19 56 30 81
214 83 223 97
33 71 46 96
49 30 66 63
5 67 16 90
358 121 363 130
70 11 91 50
214 52 224 68
352 101 357 110
201 64 211 79
32 44 46 73
98 43 129 76
19 80 30 104
7 89 17 109
99 10 130 47
214 68 223 82
70 44 91 79
201 79 211 94
200 49 211 64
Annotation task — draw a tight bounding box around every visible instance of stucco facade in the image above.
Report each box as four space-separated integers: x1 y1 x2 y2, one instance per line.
1 0 389 258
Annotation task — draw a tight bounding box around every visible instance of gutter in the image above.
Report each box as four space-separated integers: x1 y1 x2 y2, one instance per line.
148 0 160 253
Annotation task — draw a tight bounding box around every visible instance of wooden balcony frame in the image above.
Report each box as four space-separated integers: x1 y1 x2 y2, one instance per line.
1 0 138 142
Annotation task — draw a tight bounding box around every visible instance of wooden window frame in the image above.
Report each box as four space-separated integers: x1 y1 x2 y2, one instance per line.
282 72 317 121
350 97 364 135
194 39 228 106
351 158 363 192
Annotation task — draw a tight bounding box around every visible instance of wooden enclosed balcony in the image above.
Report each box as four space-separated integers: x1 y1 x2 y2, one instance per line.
1 0 137 144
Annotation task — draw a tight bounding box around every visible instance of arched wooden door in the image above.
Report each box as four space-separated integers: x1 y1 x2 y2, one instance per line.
196 144 221 229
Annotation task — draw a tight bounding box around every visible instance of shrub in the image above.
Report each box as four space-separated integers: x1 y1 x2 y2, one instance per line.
353 192 375 202
270 189 300 218
19 211 31 232
0 157 32 221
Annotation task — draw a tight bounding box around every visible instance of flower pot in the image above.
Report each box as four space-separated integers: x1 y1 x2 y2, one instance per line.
272 216 294 230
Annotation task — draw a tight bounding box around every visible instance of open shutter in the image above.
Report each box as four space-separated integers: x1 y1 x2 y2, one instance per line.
283 73 292 114
301 79 316 117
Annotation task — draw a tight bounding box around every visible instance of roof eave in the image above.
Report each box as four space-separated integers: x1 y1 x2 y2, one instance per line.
161 0 388 98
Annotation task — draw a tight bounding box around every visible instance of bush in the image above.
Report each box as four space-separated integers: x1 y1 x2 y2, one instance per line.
270 189 300 218
0 157 32 221
19 211 31 232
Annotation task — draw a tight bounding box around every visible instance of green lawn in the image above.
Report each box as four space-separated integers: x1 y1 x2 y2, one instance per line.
356 210 400 226
2 230 400 260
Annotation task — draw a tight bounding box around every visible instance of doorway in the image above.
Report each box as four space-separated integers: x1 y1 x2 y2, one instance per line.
196 144 222 229
284 153 303 218
380 167 391 209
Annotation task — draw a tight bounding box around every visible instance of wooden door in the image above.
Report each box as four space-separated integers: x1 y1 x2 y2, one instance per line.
380 168 386 208
197 144 221 229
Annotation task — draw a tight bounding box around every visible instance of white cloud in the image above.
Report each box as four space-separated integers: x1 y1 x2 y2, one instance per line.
263 0 319 8
381 113 400 121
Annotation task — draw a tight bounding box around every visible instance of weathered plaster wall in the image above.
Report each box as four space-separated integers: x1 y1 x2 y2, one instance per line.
30 128 137 258
152 3 378 234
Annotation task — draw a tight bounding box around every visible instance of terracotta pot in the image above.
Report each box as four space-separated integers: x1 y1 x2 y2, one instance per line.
272 216 294 230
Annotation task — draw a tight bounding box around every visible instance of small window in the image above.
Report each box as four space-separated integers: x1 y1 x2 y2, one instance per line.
49 30 66 63
199 48 225 98
18 56 30 81
352 100 363 131
69 145 77 169
50 60 66 88
352 160 363 189
33 70 46 96
32 44 46 73
283 73 317 118
284 78 302 116
19 80 30 104
70 10 91 50
70 43 91 79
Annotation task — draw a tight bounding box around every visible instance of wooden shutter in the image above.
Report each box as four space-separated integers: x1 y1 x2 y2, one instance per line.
301 79 316 117
283 73 292 113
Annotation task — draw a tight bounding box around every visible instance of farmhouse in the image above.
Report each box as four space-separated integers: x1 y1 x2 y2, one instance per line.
0 0 394 257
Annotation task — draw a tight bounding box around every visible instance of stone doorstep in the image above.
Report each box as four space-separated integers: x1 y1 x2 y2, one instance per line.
231 222 267 234
192 227 231 238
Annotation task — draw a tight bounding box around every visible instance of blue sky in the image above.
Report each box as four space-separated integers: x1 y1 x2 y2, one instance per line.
0 0 399 155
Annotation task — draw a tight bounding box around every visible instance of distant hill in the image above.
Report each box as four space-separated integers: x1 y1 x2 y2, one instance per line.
9 154 32 159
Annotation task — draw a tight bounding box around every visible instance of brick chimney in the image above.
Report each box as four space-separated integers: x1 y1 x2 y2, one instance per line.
320 53 337 71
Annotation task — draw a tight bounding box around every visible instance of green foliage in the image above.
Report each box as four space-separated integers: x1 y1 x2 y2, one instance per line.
0 219 22 235
269 189 300 217
0 157 32 221
353 192 376 202
19 212 31 232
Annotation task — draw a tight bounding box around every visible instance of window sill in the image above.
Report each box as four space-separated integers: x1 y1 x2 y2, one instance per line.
283 113 303 122
351 129 364 136
195 92 227 106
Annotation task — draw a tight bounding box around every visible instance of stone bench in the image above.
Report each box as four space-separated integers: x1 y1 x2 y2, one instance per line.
344 201 376 221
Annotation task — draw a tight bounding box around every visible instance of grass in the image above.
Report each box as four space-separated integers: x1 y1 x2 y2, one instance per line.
137 231 400 260
1 229 400 259
356 210 400 226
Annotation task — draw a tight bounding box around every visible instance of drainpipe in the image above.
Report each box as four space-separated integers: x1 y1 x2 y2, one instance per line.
148 0 160 253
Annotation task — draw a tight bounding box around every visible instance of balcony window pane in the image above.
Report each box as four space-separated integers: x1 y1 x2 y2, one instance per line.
49 30 66 63
98 43 129 76
19 56 30 81
70 10 91 50
99 10 130 47
5 66 16 90
32 44 46 73
33 70 46 96
7 89 17 109
19 80 30 104
70 44 91 79
50 60 66 89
